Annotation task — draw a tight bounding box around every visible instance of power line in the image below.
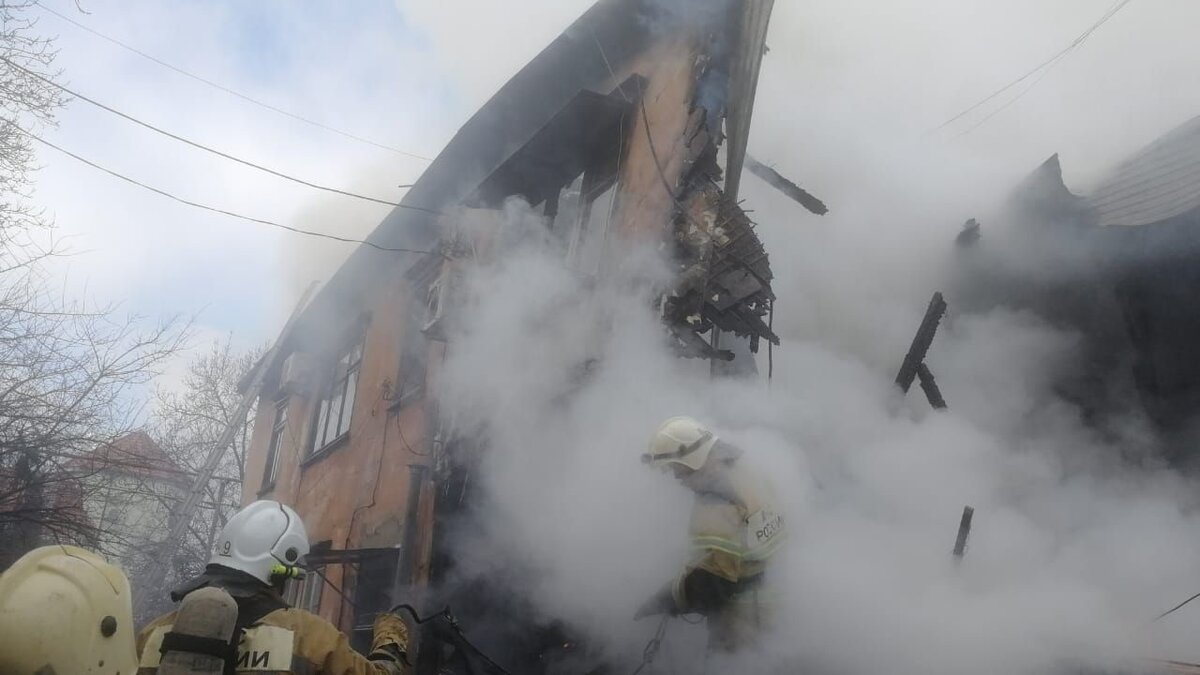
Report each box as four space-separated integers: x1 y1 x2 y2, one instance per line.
32 0 434 162
0 55 415 207
1152 590 1200 623
933 0 1135 134
4 120 442 255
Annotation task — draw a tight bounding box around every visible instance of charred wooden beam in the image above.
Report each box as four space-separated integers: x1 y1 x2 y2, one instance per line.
745 155 829 215
952 505 975 560
896 292 948 394
916 363 948 410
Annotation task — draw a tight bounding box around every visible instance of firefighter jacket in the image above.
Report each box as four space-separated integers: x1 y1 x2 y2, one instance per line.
136 565 408 675
659 443 786 650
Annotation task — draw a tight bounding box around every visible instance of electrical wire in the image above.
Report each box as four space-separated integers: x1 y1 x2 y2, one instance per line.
5 119 444 254
32 0 433 162
310 565 360 615
346 397 392 551
0 56 414 206
953 66 1058 138
767 298 775 383
932 0 1135 134
637 91 776 317
1151 590 1200 623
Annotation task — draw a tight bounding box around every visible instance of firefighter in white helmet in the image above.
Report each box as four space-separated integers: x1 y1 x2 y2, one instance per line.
635 416 786 652
137 500 411 674
0 545 139 675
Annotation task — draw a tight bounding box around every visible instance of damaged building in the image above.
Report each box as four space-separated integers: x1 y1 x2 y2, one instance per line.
239 0 780 670
957 114 1200 461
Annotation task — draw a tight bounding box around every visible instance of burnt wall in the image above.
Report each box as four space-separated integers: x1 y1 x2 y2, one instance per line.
242 258 436 626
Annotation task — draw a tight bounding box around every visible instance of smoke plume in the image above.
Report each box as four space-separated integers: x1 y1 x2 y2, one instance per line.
431 173 1200 674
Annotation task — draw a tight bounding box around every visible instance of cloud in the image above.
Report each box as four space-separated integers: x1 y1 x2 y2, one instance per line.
392 0 594 109
31 0 456 340
29 0 1200 344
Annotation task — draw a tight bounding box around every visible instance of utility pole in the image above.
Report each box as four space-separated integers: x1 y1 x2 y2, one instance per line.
133 284 317 613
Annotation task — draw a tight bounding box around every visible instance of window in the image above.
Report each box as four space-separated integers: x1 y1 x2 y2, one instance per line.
349 553 400 653
310 338 363 455
465 87 630 274
261 399 289 489
285 573 323 614
394 306 428 407
570 172 618 274
543 132 621 275
300 574 323 613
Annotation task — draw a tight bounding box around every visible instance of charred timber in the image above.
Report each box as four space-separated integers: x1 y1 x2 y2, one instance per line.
896 292 947 394
745 155 829 215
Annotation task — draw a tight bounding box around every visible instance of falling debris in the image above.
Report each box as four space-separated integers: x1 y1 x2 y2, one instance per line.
896 292 949 409
745 154 829 215
916 362 948 410
955 218 981 247
952 505 975 560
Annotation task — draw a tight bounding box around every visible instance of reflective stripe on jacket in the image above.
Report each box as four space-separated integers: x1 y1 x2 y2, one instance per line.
671 453 786 612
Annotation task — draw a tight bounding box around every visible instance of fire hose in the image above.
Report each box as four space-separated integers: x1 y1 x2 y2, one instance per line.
391 604 514 675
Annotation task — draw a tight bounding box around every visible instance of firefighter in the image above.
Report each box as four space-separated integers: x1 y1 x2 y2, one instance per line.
137 500 411 674
0 545 139 674
635 416 787 652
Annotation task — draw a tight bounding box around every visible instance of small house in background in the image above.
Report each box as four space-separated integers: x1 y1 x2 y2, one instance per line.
70 432 190 574
958 114 1200 461
240 0 780 668
0 431 187 578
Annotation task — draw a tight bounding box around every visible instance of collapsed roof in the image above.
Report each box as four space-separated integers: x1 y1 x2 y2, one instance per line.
291 0 777 347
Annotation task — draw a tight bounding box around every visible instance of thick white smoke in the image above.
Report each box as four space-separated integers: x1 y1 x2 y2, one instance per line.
433 178 1200 675
363 1 1200 672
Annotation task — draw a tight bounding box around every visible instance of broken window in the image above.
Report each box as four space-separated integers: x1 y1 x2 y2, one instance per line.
467 88 630 274
394 310 428 407
260 398 288 490
573 169 619 274
301 547 401 653
309 336 363 456
348 552 400 653
552 144 620 274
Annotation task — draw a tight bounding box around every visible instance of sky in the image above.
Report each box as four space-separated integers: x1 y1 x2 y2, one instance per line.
23 0 1200 376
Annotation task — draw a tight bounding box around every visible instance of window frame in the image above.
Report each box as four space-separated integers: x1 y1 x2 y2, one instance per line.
307 334 365 459
391 297 430 410
546 122 624 274
285 572 323 614
260 397 289 492
300 573 323 613
348 552 400 653
569 167 620 273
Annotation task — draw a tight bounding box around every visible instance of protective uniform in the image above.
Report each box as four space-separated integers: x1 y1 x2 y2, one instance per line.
136 500 410 675
0 545 139 675
638 417 786 652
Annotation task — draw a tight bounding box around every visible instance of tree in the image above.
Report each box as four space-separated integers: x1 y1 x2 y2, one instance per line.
152 337 262 567
0 0 64 247
0 2 189 570
118 337 262 618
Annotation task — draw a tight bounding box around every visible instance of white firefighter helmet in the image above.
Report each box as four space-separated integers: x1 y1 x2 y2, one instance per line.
643 416 719 472
211 500 310 584
0 545 138 675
